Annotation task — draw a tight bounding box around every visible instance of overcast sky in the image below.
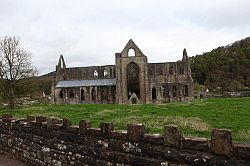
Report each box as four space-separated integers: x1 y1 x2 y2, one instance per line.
0 0 250 75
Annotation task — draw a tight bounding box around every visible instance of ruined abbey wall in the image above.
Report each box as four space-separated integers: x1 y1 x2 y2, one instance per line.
56 65 116 82
1 115 250 166
52 40 194 104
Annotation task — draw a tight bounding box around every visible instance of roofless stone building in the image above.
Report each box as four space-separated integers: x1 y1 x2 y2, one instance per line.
51 40 193 104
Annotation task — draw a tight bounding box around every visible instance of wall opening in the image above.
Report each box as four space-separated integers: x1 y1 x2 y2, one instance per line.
59 90 63 98
94 70 98 77
179 65 184 74
184 85 188 97
69 90 74 98
173 85 177 97
169 65 174 74
152 87 157 100
128 48 135 56
101 87 108 101
104 70 108 77
81 89 85 101
127 62 140 100
91 88 96 101
60 58 64 68
132 98 137 104
111 87 116 102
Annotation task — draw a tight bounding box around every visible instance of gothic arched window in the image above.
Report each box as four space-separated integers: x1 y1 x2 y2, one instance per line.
127 62 140 99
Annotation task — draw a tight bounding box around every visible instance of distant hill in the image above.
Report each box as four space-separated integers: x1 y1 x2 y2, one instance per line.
41 71 56 77
191 36 250 92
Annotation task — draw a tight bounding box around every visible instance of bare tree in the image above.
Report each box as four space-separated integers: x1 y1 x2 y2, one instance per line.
0 36 37 108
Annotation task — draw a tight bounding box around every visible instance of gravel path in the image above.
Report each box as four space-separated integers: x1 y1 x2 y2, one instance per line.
0 154 27 166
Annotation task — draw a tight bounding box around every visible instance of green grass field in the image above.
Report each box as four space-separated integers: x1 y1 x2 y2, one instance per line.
0 97 250 142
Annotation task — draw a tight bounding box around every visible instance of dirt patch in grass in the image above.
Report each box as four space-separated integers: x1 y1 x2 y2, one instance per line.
95 109 115 115
238 130 250 141
114 115 211 132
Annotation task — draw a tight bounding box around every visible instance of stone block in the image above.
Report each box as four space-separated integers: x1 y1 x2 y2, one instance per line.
79 120 90 135
236 143 250 158
67 125 79 133
100 123 113 138
1 114 12 119
47 117 62 128
210 129 233 156
36 116 47 126
182 137 209 150
111 130 127 140
164 125 183 147
87 128 101 137
143 134 164 145
127 124 145 142
62 118 71 130
27 116 35 123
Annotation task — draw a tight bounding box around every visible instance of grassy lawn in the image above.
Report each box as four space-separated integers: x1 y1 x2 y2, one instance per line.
0 97 250 142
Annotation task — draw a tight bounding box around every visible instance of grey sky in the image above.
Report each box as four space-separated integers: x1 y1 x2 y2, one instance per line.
0 0 249 75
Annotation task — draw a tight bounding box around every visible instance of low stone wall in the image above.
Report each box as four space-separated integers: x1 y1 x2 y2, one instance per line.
0 114 249 166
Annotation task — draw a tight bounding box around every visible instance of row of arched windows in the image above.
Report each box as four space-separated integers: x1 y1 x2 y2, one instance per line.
59 89 96 101
151 85 189 99
93 69 108 77
59 90 75 98
59 87 115 102
169 65 184 75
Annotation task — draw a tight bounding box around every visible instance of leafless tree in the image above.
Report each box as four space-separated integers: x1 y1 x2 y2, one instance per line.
0 36 37 108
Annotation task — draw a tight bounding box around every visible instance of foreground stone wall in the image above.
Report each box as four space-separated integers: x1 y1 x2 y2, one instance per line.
0 115 249 166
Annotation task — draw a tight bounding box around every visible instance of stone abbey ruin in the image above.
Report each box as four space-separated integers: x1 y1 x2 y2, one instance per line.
51 39 194 104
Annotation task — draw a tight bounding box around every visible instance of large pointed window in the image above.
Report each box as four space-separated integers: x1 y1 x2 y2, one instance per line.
127 62 140 99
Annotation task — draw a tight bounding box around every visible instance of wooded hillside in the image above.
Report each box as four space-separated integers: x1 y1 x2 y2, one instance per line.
191 36 250 92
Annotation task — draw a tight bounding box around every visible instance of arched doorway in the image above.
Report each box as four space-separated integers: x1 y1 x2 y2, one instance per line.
173 85 177 97
152 87 156 100
81 89 85 101
127 62 140 100
59 90 63 98
184 85 188 97
132 98 137 104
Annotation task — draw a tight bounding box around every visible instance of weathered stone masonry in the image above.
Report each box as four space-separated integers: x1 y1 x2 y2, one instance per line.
52 39 194 104
0 115 250 166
